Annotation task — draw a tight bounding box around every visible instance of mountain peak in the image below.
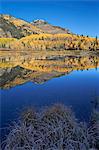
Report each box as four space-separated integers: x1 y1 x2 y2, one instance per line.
33 19 48 25
32 19 70 34
0 14 14 20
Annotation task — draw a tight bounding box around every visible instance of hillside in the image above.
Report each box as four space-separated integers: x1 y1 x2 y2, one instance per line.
0 14 99 51
0 14 44 38
0 14 70 38
32 19 70 34
0 33 99 51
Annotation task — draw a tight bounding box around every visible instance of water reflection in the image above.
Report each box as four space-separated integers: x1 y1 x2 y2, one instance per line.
0 50 99 89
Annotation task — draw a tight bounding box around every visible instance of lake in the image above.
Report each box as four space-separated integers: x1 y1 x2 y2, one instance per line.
0 50 99 139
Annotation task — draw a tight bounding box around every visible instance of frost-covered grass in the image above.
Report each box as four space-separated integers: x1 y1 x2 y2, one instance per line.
2 104 99 150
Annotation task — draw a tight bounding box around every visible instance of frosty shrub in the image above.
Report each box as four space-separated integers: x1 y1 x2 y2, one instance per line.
2 104 99 150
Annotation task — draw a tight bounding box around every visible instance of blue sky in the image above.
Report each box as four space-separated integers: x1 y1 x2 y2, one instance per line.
0 0 99 37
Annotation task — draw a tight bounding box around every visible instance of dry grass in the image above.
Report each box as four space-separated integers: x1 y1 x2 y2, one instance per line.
2 104 99 150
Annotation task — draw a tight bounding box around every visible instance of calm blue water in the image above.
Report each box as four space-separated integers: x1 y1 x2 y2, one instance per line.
0 68 99 138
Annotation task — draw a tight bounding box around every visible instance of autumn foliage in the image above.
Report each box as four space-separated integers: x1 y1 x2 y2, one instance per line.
0 33 99 51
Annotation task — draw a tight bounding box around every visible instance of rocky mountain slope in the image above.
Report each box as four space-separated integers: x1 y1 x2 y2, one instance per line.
0 14 44 38
0 14 70 38
32 19 70 34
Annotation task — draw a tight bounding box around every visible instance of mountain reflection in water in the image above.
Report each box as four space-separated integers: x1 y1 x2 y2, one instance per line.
0 50 99 89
